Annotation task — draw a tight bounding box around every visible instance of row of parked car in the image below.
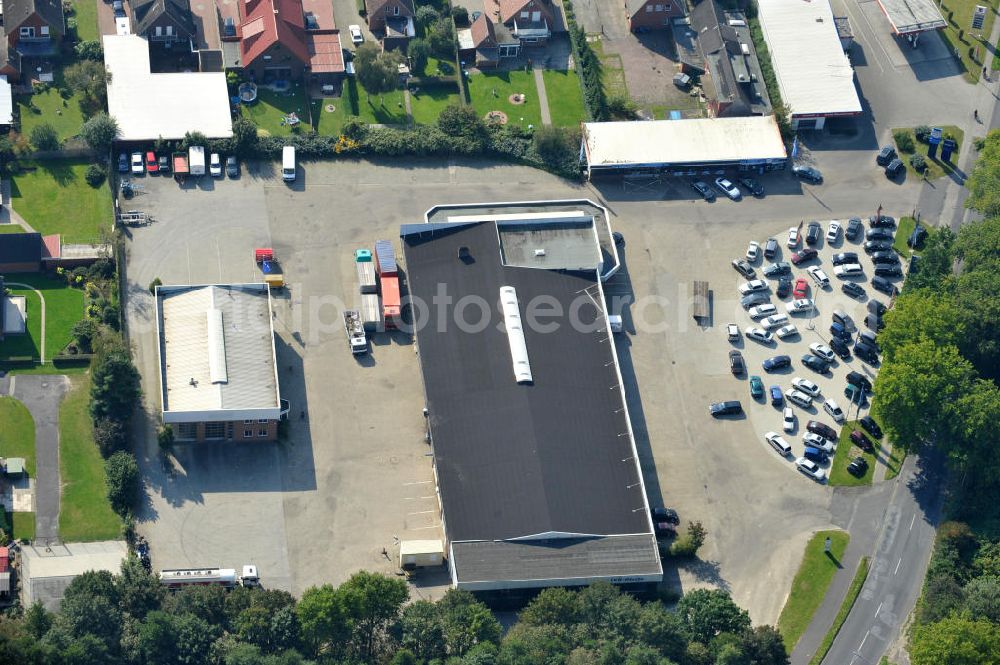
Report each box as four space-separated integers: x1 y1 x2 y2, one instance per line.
119 151 240 178
688 164 825 202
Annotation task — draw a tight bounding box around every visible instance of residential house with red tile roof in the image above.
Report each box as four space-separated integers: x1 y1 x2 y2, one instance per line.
0 0 64 81
486 0 558 44
457 12 519 68
626 0 684 32
237 0 345 86
363 0 415 50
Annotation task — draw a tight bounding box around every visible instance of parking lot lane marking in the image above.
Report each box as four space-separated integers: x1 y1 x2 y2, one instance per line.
407 510 437 515
859 630 870 650
409 524 443 530
894 556 902 575
874 601 883 619
909 513 915 530
217 241 224 283
403 480 432 485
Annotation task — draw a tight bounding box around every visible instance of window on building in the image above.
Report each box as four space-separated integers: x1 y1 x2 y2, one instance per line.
645 5 652 11
258 428 269 437
166 25 174 35
20 27 34 38
175 423 198 440
258 419 268 424
655 5 663 12
244 429 253 438
155 26 163 36
520 11 529 18
244 419 253 424
204 422 226 439
40 26 49 36
393 4 400 15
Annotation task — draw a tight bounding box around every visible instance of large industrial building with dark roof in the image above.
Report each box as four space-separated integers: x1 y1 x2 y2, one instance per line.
401 202 661 596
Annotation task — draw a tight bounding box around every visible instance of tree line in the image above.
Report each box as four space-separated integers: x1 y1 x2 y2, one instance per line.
0 562 790 665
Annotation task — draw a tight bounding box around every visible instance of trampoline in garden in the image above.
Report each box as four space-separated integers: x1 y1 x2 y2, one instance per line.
238 82 258 103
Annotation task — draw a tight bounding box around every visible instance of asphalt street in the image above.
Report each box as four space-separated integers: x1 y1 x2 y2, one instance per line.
822 454 944 665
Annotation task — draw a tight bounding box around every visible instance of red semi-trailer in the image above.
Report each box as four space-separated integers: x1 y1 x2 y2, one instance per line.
374 240 401 328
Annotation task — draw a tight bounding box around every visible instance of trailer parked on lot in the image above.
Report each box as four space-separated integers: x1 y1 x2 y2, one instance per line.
374 240 401 328
254 248 284 289
355 249 377 294
344 310 368 354
159 565 259 590
172 152 189 183
188 146 206 176
360 293 381 331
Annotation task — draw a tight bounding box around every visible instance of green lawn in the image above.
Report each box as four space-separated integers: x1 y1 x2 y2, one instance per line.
591 39 628 98
541 70 586 127
937 0 998 81
311 79 408 135
808 557 870 665
0 397 36 477
409 82 462 126
71 0 100 42
17 87 86 144
9 159 112 243
0 224 26 233
59 375 121 542
829 421 881 487
884 448 905 481
891 126 964 181
777 530 850 650
467 70 542 128
242 86 311 137
895 216 917 258
12 512 36 541
418 56 458 78
0 275 86 365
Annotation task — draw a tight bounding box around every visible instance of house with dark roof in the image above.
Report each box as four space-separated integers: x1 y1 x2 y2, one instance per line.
0 232 42 273
626 0 684 33
237 0 344 85
673 0 770 118
457 13 519 68
4 0 64 57
486 0 558 44
363 0 415 50
129 0 197 44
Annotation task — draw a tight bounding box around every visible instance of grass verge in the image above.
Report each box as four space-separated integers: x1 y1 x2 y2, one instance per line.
808 557 871 665
895 216 917 258
937 0 997 82
541 70 587 127
59 374 121 542
12 512 36 541
0 224 27 233
777 530 850 650
9 159 113 244
828 422 879 487
884 448 905 480
0 397 36 476
891 126 964 181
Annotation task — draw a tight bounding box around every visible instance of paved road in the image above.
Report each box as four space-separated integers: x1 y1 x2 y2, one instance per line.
817 454 944 665
11 375 70 545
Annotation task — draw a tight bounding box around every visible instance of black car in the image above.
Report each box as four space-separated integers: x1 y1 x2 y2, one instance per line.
729 350 745 376
846 371 873 391
832 252 859 265
776 277 791 298
846 217 863 241
793 165 823 184
764 237 779 259
876 145 897 166
874 264 903 277
740 177 765 197
763 261 791 277
866 313 885 331
654 521 677 538
651 507 679 524
847 457 870 478
762 355 791 372
807 420 839 440
741 292 770 309
867 299 887 316
871 251 899 264
710 400 743 417
860 415 884 439
801 354 830 373
851 430 875 453
158 155 171 173
691 181 716 201
858 330 879 350
226 156 240 178
791 248 818 265
829 337 851 359
870 215 896 228
885 159 904 179
854 342 879 364
118 153 129 173
866 228 895 242
864 241 893 254
908 223 928 249
806 221 822 246
841 282 866 299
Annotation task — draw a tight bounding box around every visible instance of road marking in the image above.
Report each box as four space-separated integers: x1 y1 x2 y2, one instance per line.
909 513 916 530
874 601 883 619
894 557 902 575
859 630 870 650
406 510 437 515
403 480 432 485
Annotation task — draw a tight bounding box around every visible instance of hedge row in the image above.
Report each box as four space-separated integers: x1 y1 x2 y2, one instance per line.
565 1 608 121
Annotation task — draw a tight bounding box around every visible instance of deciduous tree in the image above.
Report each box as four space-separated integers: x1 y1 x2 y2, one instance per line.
675 589 751 644
910 615 1000 665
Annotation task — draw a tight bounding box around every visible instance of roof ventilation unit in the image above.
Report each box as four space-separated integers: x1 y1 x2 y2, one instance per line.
499 286 532 384
534 248 546 257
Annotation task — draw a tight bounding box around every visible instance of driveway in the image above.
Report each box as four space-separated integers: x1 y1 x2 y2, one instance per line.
10 375 70 545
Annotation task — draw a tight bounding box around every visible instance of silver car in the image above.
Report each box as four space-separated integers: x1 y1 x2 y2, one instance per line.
786 389 813 408
796 458 826 482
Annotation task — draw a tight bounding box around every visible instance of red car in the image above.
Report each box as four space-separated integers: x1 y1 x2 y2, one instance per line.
145 151 158 173
793 278 809 299
790 248 818 265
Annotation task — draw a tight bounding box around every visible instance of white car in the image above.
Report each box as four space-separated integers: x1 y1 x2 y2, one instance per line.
796 458 827 482
803 431 835 453
775 324 799 340
130 151 144 174
826 221 841 242
824 399 845 422
745 327 773 344
792 377 821 396
809 343 835 362
834 263 864 278
748 304 777 319
787 226 801 248
807 266 830 287
738 279 768 295
785 298 815 314
746 240 760 262
787 389 813 408
760 313 788 330
765 431 791 454
715 177 742 200
783 407 796 432
727 323 740 341
209 153 223 177
349 24 364 44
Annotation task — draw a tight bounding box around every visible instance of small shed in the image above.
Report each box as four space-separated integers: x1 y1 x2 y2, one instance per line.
399 539 445 570
3 458 26 477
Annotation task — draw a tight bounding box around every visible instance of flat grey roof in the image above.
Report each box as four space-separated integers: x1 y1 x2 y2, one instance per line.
498 221 601 271
402 221 650 543
21 541 127 610
876 0 946 34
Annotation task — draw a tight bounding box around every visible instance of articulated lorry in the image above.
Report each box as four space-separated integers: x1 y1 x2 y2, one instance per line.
374 240 401 329
159 565 259 590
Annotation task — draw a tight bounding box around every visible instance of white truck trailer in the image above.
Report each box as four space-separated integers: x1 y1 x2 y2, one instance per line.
159 565 259 590
188 146 206 176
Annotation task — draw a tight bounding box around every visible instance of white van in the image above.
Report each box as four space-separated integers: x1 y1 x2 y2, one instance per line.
281 146 296 182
